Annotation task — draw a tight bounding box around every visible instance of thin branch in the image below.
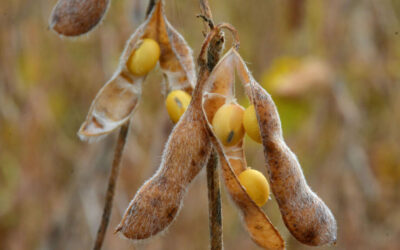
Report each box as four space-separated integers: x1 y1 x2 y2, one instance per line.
198 23 239 70
200 0 214 25
197 14 214 30
92 1 156 248
199 1 225 249
206 33 224 71
206 150 223 250
93 121 130 250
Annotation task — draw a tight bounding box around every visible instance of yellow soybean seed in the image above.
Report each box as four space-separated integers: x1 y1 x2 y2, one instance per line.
243 105 262 143
127 38 161 76
212 104 245 147
238 168 270 207
165 90 192 123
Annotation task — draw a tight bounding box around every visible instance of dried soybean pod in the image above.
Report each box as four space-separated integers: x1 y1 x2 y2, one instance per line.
116 102 211 239
49 0 109 36
77 21 149 140
78 1 196 140
235 50 337 246
115 46 212 240
202 49 284 250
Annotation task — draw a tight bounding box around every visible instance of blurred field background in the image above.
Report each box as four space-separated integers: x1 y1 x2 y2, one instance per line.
1 0 400 249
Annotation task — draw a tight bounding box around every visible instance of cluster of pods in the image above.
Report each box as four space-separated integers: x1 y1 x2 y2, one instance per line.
50 0 337 249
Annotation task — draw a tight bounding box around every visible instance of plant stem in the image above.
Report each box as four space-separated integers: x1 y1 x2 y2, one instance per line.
206 150 223 250
200 0 214 28
92 1 157 248
199 1 224 249
93 121 130 250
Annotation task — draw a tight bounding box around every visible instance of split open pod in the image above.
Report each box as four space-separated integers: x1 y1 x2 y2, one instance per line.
78 1 195 140
201 48 284 250
220 48 337 246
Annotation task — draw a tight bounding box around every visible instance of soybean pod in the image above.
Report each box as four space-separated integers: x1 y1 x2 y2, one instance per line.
234 49 337 246
116 83 211 239
49 0 109 36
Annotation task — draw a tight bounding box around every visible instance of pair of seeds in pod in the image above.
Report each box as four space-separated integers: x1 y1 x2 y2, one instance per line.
212 103 269 207
165 90 270 207
212 103 262 145
125 38 192 124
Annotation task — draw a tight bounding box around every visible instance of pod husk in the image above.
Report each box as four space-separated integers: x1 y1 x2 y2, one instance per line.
233 50 337 246
116 97 211 239
49 0 110 36
78 1 195 140
116 48 211 239
202 49 285 250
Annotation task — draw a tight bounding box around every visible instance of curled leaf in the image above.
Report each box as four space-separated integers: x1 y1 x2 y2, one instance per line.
78 1 196 139
234 50 337 246
202 49 285 250
49 0 109 36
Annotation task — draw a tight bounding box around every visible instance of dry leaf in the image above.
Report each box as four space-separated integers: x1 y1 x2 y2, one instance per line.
78 1 195 140
234 50 337 246
202 49 285 250
49 0 109 36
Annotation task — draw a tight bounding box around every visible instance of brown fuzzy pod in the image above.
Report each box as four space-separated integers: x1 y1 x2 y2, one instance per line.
49 0 109 36
78 1 195 140
116 66 211 240
202 49 285 250
234 50 337 246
